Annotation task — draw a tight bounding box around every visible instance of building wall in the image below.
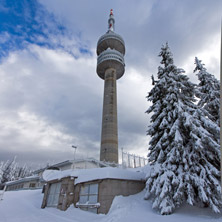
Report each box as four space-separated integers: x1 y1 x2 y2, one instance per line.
58 161 99 171
6 179 42 191
41 183 50 208
74 179 145 214
59 164 72 171
74 161 99 169
98 179 145 214
57 177 75 210
35 160 103 176
6 183 24 191
41 177 75 211
42 178 145 214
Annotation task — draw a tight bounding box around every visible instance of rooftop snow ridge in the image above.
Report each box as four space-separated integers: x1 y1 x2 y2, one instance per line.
5 175 40 185
42 167 146 184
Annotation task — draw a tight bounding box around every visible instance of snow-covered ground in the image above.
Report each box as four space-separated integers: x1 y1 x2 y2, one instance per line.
0 189 221 222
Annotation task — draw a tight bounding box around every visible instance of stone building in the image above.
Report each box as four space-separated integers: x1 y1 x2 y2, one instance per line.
41 167 145 214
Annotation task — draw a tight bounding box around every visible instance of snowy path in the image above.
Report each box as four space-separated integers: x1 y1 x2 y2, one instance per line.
0 189 221 222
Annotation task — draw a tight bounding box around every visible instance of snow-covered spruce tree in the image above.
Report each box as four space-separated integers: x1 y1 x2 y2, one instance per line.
0 157 33 185
0 161 4 184
1 160 13 184
145 43 221 215
16 164 33 179
194 57 220 127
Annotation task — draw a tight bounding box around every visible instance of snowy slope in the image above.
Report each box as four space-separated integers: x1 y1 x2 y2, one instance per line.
0 189 221 222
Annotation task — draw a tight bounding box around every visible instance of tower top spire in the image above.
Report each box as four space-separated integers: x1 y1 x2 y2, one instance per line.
108 9 115 32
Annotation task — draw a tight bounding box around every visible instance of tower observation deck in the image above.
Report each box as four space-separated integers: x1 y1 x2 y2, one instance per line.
96 9 125 163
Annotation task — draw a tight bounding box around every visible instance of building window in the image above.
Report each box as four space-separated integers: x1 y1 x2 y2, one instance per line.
46 182 62 207
29 183 36 188
18 184 23 189
77 183 99 213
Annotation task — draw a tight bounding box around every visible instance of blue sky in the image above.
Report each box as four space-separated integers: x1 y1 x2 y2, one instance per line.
0 0 221 168
0 1 59 56
0 0 90 59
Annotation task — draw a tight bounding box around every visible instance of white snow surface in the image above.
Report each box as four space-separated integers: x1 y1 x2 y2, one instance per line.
42 167 146 184
0 189 221 222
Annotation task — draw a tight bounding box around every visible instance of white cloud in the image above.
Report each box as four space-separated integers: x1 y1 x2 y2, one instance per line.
0 32 10 44
0 41 153 166
0 44 102 166
0 110 73 150
180 33 220 83
0 0 221 166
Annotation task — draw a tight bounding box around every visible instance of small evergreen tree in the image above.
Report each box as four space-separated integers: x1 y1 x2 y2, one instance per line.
0 161 4 184
194 57 220 126
1 160 13 184
145 43 221 215
0 158 33 185
17 164 32 179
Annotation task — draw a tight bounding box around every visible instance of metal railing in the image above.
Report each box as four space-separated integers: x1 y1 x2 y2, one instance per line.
97 48 125 66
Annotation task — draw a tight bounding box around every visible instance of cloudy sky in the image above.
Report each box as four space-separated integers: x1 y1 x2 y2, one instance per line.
0 0 221 168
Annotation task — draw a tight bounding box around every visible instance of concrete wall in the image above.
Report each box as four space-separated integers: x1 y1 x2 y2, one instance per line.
57 177 75 210
98 179 145 214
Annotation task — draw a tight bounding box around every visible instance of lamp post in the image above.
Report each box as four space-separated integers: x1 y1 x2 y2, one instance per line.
121 147 124 168
71 145 77 169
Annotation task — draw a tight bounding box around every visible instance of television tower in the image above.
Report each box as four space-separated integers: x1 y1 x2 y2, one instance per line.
96 9 125 163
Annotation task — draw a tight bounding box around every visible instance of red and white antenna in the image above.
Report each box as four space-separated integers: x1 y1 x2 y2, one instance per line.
108 9 115 31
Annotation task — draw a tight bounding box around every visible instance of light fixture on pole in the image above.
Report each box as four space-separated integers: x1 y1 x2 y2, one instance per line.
71 145 77 169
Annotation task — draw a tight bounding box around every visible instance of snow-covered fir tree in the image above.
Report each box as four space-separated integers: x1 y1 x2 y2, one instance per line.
1 160 14 184
145 43 221 215
0 161 4 185
194 57 220 126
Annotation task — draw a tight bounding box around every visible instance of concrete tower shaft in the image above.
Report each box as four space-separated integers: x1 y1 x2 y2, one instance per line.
100 68 118 162
96 10 125 163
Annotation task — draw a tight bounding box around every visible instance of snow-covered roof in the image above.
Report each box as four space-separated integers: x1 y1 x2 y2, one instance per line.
5 175 40 185
42 167 146 184
33 158 112 174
